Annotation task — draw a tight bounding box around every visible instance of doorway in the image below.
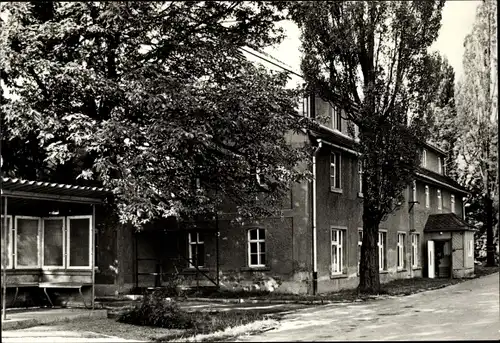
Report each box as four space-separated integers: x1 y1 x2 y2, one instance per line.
434 240 452 278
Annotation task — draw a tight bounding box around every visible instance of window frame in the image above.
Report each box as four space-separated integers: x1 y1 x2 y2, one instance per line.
412 180 417 202
188 232 205 269
357 228 363 275
331 106 342 132
330 151 342 191
411 233 420 268
397 232 406 270
378 230 387 271
1 215 13 269
422 149 427 168
42 217 66 270
468 238 474 258
451 194 455 213
358 160 363 196
425 185 430 208
247 228 266 268
438 156 443 174
14 216 41 269
66 215 93 270
330 227 346 275
437 189 442 211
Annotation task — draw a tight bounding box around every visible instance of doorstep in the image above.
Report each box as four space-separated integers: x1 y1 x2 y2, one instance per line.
1 308 108 330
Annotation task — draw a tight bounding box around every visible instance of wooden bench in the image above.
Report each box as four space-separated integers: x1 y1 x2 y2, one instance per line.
38 282 92 309
7 283 40 306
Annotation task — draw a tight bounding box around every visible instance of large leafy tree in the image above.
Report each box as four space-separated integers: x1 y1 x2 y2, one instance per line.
289 0 445 293
0 1 311 228
454 0 498 266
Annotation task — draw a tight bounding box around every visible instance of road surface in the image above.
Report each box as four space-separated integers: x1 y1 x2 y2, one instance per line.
235 273 500 341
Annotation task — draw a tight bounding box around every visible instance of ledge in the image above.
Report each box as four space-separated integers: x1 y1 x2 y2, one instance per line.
330 188 343 194
379 270 389 274
240 266 271 272
181 268 210 274
330 273 348 280
397 269 408 273
412 267 422 271
357 192 364 198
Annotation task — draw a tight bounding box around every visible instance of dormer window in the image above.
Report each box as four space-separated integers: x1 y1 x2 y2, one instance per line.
438 157 443 174
332 106 342 131
422 149 427 168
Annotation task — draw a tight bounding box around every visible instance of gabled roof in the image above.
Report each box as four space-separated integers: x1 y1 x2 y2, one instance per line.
416 167 468 195
1 177 110 204
424 213 476 233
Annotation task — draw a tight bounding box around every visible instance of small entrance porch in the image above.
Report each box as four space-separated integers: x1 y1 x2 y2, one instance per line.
424 213 477 279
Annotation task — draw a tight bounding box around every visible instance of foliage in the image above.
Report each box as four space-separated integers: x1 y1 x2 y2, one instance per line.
0 1 312 228
288 0 445 293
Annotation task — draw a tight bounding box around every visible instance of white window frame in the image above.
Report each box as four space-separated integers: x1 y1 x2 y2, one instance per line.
438 157 442 174
357 228 363 275
1 215 13 269
378 231 387 271
331 228 346 275
331 106 342 131
468 238 474 257
451 194 455 213
247 228 266 267
425 185 430 208
422 149 427 168
14 216 41 269
188 232 205 268
411 233 420 268
397 232 406 270
437 189 442 211
330 151 341 191
42 217 66 269
66 215 93 270
358 160 363 195
412 180 417 202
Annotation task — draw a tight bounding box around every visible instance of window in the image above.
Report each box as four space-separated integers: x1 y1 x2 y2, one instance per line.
15 217 40 268
422 149 427 168
451 195 455 213
331 229 345 275
438 157 443 174
412 180 417 202
437 189 442 211
358 160 363 195
331 106 342 131
248 228 266 267
1 215 13 269
468 239 474 257
357 229 363 274
378 231 387 271
67 216 92 268
42 218 64 268
330 151 341 190
425 185 430 208
397 233 406 270
411 233 420 268
188 232 205 268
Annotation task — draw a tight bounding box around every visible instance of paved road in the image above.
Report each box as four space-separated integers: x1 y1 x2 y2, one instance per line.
235 273 500 341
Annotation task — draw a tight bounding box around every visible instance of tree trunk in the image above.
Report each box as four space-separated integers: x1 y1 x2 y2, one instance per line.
358 202 381 294
485 195 496 266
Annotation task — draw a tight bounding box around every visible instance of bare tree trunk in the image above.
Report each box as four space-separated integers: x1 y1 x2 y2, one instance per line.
485 195 496 266
358 196 381 294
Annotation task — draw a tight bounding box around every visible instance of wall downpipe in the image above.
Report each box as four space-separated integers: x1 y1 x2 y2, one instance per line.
312 139 322 295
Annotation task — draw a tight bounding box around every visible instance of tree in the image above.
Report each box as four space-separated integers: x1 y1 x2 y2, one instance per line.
454 0 498 266
289 0 445 293
0 1 312 228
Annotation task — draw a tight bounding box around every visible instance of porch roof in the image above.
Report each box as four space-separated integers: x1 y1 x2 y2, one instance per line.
1 177 110 204
424 213 477 233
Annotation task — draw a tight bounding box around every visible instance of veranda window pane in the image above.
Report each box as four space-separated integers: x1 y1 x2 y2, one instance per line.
259 242 266 253
44 219 63 266
17 218 39 267
250 253 258 265
69 218 90 267
250 242 258 254
1 217 11 268
249 230 257 240
259 229 265 240
260 253 266 265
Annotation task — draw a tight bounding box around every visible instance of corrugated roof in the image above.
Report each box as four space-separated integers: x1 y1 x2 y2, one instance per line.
424 213 476 232
1 177 110 202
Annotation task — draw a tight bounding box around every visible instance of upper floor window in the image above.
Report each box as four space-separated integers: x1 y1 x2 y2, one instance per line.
358 160 363 195
421 149 427 168
412 180 417 202
330 151 342 191
438 157 443 174
331 106 342 131
425 185 430 208
437 189 442 211
451 194 455 213
247 228 266 267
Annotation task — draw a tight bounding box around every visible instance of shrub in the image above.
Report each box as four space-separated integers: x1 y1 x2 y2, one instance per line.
118 289 194 329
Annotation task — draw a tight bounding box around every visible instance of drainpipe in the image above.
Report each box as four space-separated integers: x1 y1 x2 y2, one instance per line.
312 139 322 295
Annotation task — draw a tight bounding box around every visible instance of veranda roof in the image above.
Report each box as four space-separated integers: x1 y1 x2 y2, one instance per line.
424 213 477 233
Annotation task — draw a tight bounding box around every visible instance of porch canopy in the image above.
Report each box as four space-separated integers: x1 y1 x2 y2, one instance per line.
424 213 476 233
1 177 110 319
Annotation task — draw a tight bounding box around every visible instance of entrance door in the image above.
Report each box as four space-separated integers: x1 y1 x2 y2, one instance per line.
427 240 435 278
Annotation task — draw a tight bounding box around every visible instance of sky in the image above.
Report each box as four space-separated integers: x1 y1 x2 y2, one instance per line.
246 0 483 88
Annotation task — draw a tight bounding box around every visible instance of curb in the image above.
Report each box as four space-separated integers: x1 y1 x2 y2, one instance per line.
1 309 108 330
184 297 355 305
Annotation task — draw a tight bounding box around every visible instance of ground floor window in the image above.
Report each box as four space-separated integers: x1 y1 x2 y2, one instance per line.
67 216 92 268
1 215 13 269
248 228 266 267
188 232 205 268
411 233 420 268
43 217 65 268
15 216 40 268
397 233 406 270
378 231 387 271
357 229 363 274
331 228 345 275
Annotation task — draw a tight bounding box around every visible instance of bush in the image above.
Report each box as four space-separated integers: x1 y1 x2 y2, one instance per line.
118 289 194 329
